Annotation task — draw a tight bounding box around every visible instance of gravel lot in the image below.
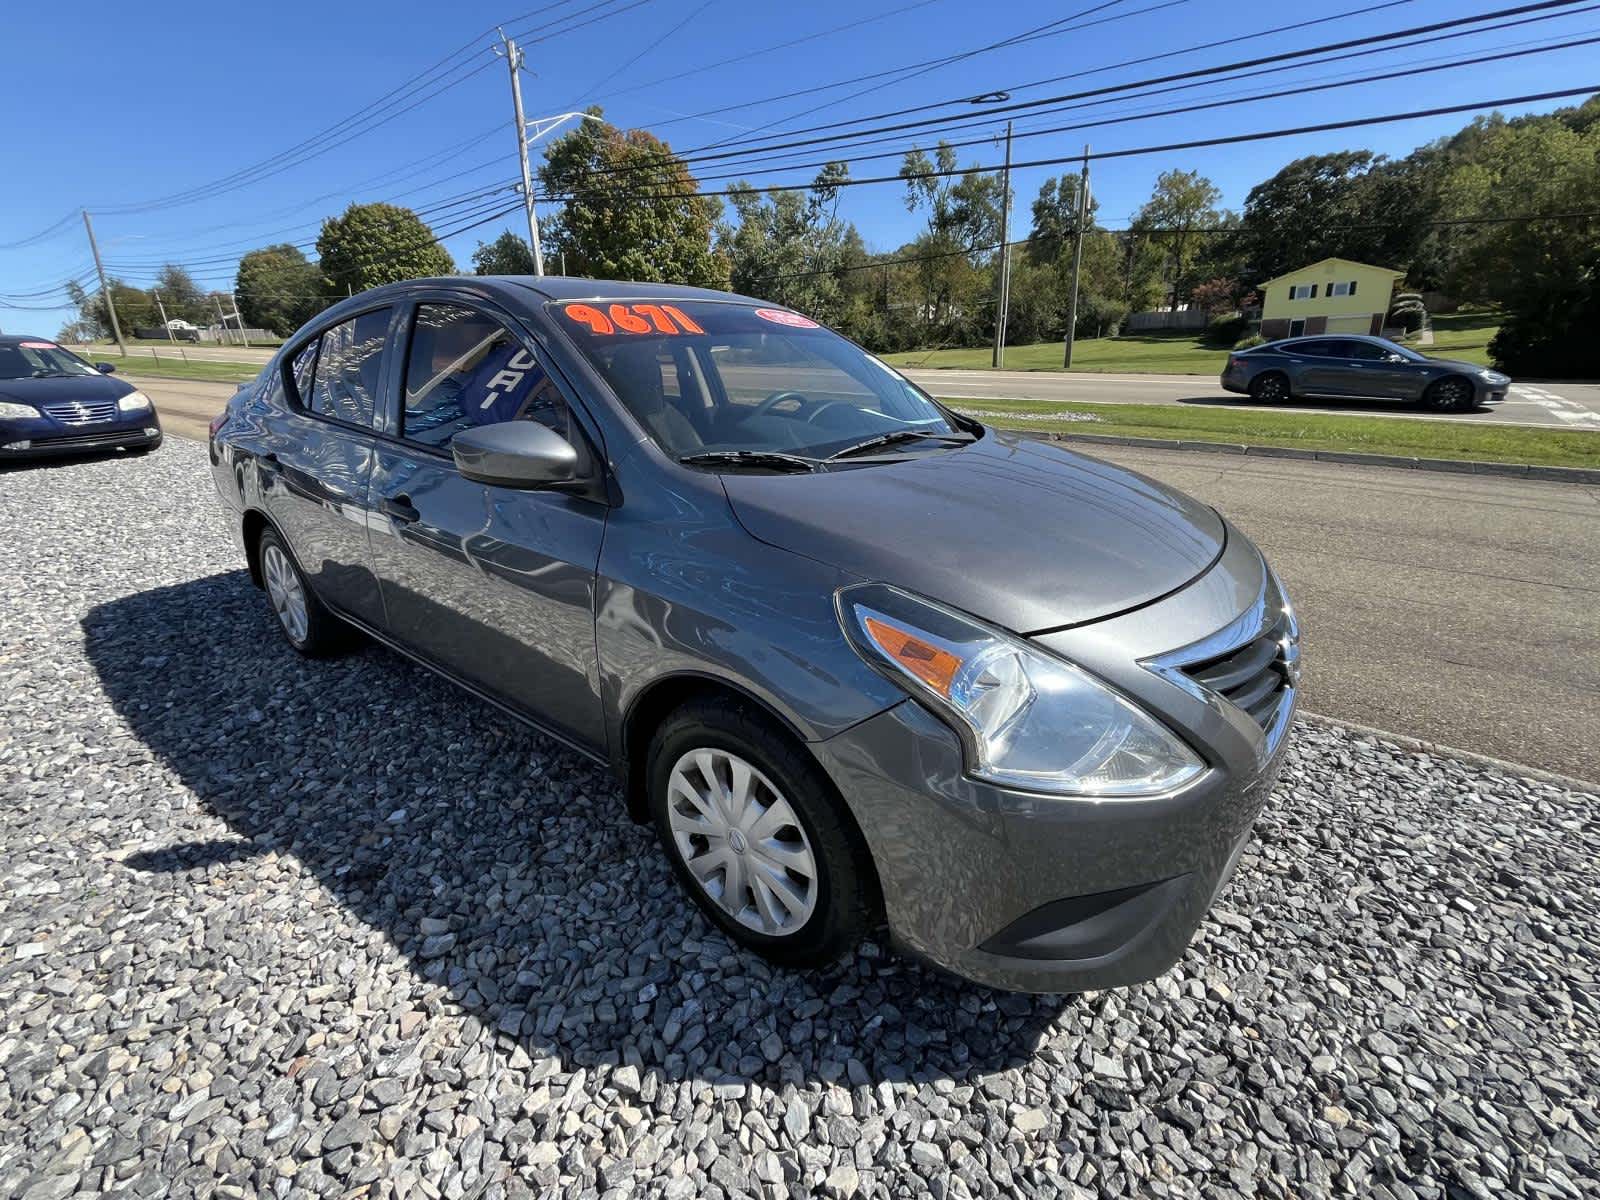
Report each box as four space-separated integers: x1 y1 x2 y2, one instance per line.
2 439 1597 1200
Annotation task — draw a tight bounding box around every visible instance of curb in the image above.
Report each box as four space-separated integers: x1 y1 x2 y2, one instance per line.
1298 710 1600 795
1020 430 1600 484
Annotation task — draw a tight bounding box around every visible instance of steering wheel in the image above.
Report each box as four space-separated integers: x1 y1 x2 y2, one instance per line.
748 389 810 420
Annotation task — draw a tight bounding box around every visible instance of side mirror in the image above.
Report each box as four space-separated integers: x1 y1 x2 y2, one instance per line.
96 362 117 374
452 421 578 488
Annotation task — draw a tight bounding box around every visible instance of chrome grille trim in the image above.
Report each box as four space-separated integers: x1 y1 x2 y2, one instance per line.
1142 570 1300 749
41 398 117 426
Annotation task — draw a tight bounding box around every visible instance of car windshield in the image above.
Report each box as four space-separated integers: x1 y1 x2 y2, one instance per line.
551 300 965 460
0 341 100 380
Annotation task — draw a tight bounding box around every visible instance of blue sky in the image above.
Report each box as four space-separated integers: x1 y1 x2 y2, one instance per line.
2 0 1596 335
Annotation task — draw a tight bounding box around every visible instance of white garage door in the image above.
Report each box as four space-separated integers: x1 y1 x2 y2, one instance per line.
1325 315 1373 334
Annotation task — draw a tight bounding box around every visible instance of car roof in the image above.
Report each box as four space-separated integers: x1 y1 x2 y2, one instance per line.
297 275 780 338
0 334 59 346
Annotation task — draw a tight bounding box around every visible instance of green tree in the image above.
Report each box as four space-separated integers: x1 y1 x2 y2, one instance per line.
152 263 208 324
235 244 326 334
471 230 537 275
1439 113 1600 373
717 163 857 322
538 107 728 288
1022 173 1128 339
1025 172 1095 266
316 202 455 297
898 142 1005 343
1129 169 1225 306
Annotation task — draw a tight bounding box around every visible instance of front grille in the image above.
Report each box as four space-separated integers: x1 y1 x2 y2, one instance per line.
41 398 118 426
30 430 141 450
1180 610 1294 729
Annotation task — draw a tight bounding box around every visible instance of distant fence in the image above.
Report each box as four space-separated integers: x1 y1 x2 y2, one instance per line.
1125 308 1209 332
131 325 278 344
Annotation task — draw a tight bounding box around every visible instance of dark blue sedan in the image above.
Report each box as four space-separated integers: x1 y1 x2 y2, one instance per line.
0 336 162 459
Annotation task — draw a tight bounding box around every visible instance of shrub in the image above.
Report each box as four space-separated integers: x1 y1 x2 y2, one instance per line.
1202 314 1248 347
1233 332 1267 350
1489 288 1600 377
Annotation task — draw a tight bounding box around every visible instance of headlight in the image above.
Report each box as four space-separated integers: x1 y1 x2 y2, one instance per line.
117 391 152 413
1478 369 1508 383
838 584 1205 796
0 401 40 420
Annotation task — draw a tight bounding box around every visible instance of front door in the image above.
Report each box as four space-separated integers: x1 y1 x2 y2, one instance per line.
367 299 608 751
1338 339 1417 399
1291 339 1348 395
258 306 396 626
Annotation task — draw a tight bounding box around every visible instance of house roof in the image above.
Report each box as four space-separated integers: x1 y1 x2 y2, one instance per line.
1258 256 1406 289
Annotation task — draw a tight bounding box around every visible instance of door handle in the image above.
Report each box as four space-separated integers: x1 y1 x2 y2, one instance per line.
381 495 420 524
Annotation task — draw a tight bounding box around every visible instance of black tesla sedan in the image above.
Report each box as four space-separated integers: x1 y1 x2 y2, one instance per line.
0 336 162 460
1220 333 1511 412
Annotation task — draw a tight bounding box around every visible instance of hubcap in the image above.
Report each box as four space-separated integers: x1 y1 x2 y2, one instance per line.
666 748 819 936
262 543 309 644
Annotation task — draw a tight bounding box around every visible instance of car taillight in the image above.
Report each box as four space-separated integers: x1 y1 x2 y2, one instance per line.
209 411 228 438
1227 356 1240 369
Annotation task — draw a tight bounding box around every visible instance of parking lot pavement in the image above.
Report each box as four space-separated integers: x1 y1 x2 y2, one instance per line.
2 440 1597 1199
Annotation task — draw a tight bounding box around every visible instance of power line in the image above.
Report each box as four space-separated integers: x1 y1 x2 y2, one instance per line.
532 84 1600 205
596 28 1600 191
658 0 1589 167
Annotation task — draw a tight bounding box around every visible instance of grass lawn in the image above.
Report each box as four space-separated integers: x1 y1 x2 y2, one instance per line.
1404 311 1499 366
121 359 259 385
885 330 1229 374
952 397 1599 469
885 311 1505 375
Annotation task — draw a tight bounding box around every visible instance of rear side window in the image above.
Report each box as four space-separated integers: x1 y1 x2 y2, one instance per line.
401 302 575 449
306 308 392 426
1294 340 1337 357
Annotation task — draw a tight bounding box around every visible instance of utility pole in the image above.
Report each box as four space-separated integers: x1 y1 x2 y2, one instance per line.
496 30 545 276
82 210 126 358
213 295 231 346
153 290 172 340
230 292 250 347
991 121 1014 369
1063 144 1091 369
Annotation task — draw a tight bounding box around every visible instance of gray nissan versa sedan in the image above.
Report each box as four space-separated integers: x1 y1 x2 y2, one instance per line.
208 276 1300 993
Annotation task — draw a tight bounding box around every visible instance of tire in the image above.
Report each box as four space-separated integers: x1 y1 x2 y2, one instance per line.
1249 371 1291 404
1423 376 1476 413
256 526 352 658
646 695 877 968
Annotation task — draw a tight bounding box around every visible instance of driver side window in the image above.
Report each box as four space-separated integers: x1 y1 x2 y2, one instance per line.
401 302 575 450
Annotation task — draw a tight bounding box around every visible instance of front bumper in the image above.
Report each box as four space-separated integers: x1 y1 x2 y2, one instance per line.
812 524 1298 993
0 412 162 459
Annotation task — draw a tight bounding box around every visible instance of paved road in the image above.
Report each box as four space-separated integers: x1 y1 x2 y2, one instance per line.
1091 444 1600 783
84 343 278 366
904 367 1600 430
142 375 1600 782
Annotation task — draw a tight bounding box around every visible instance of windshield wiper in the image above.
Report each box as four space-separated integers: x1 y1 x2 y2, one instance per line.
678 450 818 473
826 429 977 461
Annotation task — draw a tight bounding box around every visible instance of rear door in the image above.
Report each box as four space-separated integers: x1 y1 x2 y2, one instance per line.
1290 340 1345 395
256 306 397 626
367 297 609 751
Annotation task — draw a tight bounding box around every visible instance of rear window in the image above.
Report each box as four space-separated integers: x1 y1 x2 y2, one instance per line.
550 299 957 459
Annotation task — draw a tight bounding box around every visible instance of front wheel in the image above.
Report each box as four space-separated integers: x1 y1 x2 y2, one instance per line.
647 696 877 968
1423 376 1476 412
1249 371 1291 404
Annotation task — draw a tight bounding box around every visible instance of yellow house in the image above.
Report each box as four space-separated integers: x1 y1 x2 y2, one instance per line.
1258 257 1406 340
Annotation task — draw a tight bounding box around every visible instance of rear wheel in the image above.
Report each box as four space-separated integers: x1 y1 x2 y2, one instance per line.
1249 371 1291 404
1423 376 1476 412
647 696 876 968
257 526 351 657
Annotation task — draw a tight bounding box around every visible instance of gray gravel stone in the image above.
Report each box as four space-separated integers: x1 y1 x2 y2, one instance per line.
1 439 1597 1199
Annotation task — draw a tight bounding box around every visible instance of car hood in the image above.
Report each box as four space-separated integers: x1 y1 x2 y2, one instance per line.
720 431 1226 634
0 373 132 404
1423 357 1490 374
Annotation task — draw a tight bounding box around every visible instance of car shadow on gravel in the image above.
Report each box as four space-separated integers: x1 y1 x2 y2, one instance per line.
84 571 1068 1088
